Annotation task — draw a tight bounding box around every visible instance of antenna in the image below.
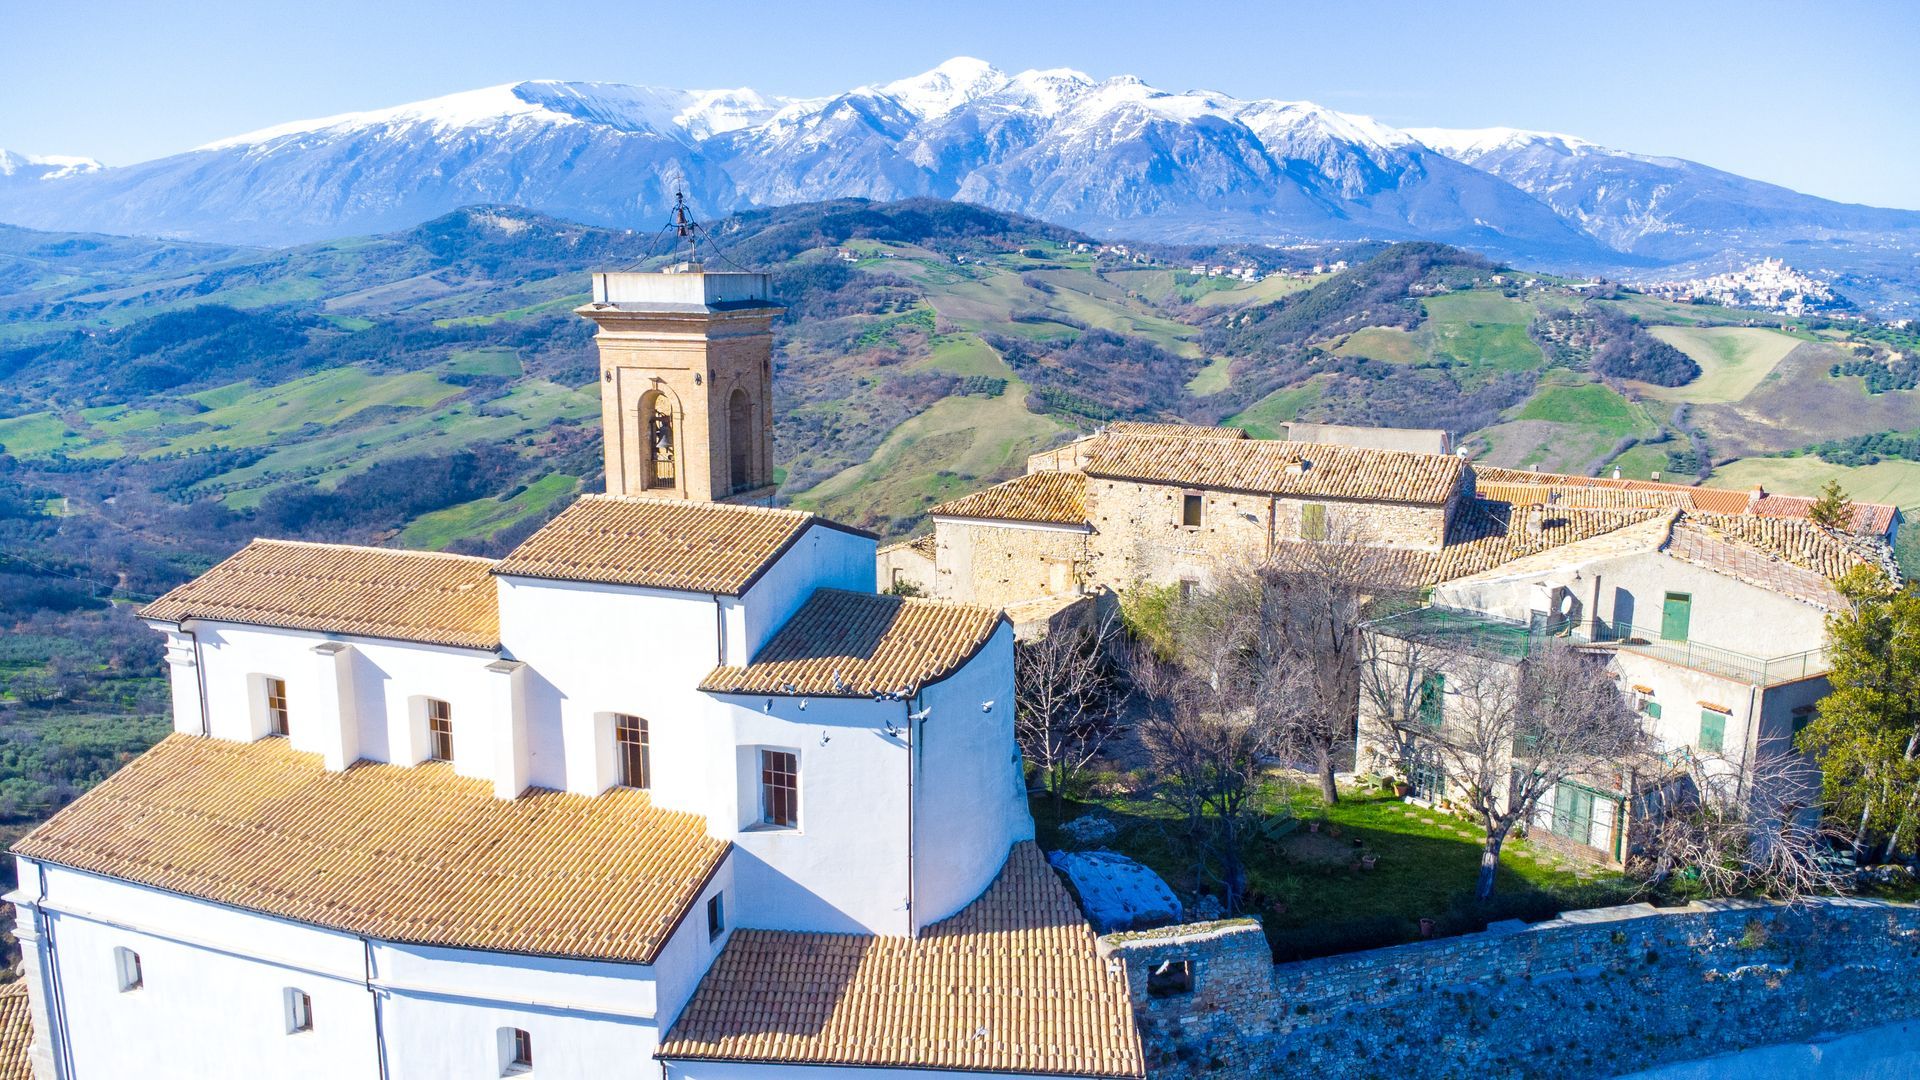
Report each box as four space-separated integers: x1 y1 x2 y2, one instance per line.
669 190 700 266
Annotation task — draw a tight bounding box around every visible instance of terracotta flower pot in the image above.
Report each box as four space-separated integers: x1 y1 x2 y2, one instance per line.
1419 917 1436 937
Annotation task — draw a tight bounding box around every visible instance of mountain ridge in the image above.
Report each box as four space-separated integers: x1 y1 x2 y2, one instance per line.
3 59 1915 311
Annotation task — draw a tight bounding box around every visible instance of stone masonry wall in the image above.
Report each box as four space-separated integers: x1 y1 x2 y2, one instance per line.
1104 900 1920 1079
933 519 1091 609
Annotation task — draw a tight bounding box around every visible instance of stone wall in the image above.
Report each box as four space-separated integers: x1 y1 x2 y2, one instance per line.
932 518 1091 609
1104 900 1920 1079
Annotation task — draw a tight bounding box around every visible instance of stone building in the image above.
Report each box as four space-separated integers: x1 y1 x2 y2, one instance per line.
4 268 1144 1080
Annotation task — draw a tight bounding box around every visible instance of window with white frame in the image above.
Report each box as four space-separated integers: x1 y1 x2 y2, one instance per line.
263 677 290 736
426 698 454 763
760 749 798 828
499 1027 532 1075
114 947 143 992
615 714 650 790
285 988 312 1033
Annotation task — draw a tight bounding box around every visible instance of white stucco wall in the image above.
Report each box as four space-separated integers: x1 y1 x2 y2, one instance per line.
10 858 733 1080
733 523 876 663
666 1062 1054 1080
911 622 1033 928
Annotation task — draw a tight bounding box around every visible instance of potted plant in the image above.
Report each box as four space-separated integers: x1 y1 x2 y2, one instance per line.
1418 917 1436 938
1393 779 1412 798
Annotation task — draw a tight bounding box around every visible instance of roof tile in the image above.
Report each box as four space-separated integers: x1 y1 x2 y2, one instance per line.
702 589 1004 697
13 735 727 964
660 842 1144 1077
930 472 1090 525
1084 434 1465 506
138 540 498 649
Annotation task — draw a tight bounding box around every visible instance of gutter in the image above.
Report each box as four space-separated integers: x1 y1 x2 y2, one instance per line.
186 622 211 737
365 938 390 1080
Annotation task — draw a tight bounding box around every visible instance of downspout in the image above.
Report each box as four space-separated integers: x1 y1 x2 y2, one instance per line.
905 694 919 937
1266 497 1278 558
711 595 726 665
187 622 211 737
365 938 390 1080
1739 682 1761 805
35 862 73 1080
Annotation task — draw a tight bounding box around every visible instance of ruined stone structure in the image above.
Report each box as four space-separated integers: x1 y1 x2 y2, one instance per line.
1107 900 1920 1079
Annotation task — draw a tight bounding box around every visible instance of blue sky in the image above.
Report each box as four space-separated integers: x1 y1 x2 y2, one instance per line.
4 0 1916 208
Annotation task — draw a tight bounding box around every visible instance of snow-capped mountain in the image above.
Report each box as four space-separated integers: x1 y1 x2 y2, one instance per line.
1 59 1914 275
1407 126 1919 258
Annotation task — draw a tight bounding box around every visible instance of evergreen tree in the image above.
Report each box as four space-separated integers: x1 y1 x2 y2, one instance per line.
1799 567 1920 860
1809 479 1853 530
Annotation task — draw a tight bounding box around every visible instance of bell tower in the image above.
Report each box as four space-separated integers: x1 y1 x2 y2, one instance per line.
575 267 783 503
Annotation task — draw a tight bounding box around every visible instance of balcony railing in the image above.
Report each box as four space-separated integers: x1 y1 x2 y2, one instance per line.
1370 607 1829 687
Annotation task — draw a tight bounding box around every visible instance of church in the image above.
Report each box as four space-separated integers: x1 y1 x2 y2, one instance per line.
5 268 1144 1079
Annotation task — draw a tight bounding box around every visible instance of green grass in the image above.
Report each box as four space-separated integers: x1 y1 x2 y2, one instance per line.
1335 326 1422 365
1037 780 1629 959
0 413 84 457
444 348 523 377
1429 320 1543 373
155 368 470 456
1185 355 1235 396
1711 456 1920 516
432 293 587 328
1608 442 1686 482
1228 377 1328 439
1514 381 1641 432
399 473 579 549
1421 290 1536 325
1644 326 1801 403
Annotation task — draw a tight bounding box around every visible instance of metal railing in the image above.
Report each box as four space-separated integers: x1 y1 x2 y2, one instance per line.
1370 607 1829 686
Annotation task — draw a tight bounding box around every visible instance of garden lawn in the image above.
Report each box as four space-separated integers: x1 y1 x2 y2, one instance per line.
1035 780 1631 961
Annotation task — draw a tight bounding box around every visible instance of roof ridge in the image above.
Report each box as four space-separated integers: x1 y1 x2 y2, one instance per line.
577 492 813 519
814 585 1006 618
247 537 497 565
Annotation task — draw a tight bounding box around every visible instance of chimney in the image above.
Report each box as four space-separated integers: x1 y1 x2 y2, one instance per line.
1650 470 1661 482
1525 504 1546 535
1612 466 1622 480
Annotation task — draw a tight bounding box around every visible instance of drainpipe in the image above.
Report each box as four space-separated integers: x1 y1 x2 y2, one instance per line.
187 622 211 737
905 694 920 936
364 937 390 1080
711 595 726 665
35 862 73 1080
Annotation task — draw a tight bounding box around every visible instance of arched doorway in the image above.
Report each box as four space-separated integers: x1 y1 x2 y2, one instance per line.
728 388 753 493
640 390 675 490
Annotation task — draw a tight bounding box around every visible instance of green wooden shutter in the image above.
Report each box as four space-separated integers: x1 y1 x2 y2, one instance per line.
1699 711 1725 753
1661 592 1692 642
1301 503 1328 540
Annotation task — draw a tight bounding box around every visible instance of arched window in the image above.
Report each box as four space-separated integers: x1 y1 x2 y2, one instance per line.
640 390 675 489
727 388 753 493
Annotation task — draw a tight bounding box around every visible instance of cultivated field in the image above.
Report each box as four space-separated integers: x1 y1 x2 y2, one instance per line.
1640 326 1801 403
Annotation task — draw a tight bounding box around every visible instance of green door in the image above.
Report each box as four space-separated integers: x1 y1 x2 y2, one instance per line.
1661 592 1692 642
1699 711 1725 753
1552 783 1595 845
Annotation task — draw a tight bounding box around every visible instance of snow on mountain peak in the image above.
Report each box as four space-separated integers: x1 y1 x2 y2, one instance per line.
0 150 104 179
1406 126 1599 161
877 57 1009 118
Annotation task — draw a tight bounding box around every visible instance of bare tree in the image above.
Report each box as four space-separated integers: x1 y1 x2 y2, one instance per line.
1221 530 1418 805
1014 613 1128 816
1133 591 1296 912
1635 749 1853 901
1384 639 1646 902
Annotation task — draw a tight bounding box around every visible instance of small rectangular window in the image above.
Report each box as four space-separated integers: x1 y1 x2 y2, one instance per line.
1181 493 1203 528
115 947 142 992
427 699 454 763
760 749 798 828
1419 672 1445 727
1699 710 1725 753
1300 503 1328 541
707 892 726 941
1178 578 1199 602
615 714 651 790
506 1027 532 1074
1146 958 1193 998
1635 692 1661 719
287 988 312 1033
265 677 290 737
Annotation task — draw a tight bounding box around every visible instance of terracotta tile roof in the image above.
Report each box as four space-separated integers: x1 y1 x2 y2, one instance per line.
1475 481 1685 512
659 842 1144 1077
13 735 727 964
495 495 867 595
930 472 1090 526
1472 466 1898 536
1423 501 1665 584
1672 512 1880 584
138 540 499 650
1750 493 1900 536
1084 434 1465 506
702 589 1004 698
878 533 937 559
1104 421 1245 439
0 983 29 1080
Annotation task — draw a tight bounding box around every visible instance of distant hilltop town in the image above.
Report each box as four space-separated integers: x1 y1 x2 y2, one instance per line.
1644 257 1849 317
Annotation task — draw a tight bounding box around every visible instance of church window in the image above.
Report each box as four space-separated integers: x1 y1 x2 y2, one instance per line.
427 699 454 763
642 391 675 489
760 749 798 828
285 988 312 1033
264 677 289 737
707 892 725 941
615 714 650 790
500 1027 532 1075
114 947 142 992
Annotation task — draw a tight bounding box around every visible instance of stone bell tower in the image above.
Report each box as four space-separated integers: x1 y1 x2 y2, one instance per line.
575 267 783 502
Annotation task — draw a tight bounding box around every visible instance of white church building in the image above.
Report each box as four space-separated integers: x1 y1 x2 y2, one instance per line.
5 270 1144 1079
